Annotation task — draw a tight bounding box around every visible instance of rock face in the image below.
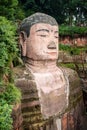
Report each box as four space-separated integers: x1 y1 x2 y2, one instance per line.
12 104 23 130
13 66 85 130
58 51 73 63
61 68 84 130
59 36 87 46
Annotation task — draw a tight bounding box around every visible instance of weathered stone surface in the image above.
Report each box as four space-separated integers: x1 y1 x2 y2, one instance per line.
58 50 87 64
62 100 84 130
58 51 73 63
59 36 87 46
14 67 45 129
12 104 23 130
60 67 85 130
13 66 85 130
61 67 83 107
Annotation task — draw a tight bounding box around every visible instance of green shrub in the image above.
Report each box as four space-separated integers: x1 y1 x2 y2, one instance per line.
0 17 21 130
59 63 75 70
0 16 18 81
0 100 13 130
59 44 83 55
0 83 21 104
0 83 21 130
59 44 71 52
59 25 87 36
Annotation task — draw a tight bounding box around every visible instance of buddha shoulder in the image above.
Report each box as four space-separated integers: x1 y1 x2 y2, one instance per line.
13 66 34 80
60 67 80 84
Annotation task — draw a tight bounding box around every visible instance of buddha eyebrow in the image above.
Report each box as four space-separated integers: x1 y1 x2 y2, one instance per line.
36 29 49 32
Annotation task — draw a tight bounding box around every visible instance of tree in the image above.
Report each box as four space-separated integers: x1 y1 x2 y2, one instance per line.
18 0 87 25
0 0 25 20
64 0 87 26
19 0 66 24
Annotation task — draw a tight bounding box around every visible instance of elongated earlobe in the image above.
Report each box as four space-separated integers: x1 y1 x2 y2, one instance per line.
19 31 27 57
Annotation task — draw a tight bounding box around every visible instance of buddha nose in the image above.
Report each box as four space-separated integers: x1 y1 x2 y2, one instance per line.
47 42 56 49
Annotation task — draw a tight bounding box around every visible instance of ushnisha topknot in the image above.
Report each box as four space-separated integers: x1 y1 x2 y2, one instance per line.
19 12 58 37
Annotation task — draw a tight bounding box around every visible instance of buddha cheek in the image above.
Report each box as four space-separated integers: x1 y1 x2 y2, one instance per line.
36 38 48 52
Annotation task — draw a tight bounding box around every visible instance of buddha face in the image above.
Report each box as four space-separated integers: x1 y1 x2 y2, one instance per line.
22 23 59 61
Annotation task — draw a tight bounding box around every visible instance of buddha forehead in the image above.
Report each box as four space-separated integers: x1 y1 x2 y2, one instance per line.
30 23 58 33
19 13 58 36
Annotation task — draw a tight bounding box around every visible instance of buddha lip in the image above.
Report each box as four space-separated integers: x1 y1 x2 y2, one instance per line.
47 52 57 54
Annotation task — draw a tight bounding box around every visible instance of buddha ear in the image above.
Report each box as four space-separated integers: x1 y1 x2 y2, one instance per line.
19 31 27 56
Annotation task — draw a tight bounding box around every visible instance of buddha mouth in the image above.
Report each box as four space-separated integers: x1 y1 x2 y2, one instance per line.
47 51 57 55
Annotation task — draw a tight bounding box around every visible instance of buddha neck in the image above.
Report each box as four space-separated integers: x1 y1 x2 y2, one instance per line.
25 58 58 73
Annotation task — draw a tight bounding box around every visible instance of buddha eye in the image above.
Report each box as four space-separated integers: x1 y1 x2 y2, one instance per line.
40 35 47 37
37 34 47 37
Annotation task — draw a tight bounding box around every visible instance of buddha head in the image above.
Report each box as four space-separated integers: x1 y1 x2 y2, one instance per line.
19 13 59 62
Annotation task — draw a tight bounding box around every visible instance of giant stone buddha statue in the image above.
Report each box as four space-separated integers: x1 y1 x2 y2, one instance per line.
14 13 84 130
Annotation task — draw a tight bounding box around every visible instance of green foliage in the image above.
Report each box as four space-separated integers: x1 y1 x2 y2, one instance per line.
20 0 66 24
15 7 25 20
59 44 71 52
62 0 87 25
0 0 25 20
0 83 21 104
18 0 87 25
0 83 21 130
59 43 84 55
70 47 80 55
59 25 87 36
59 63 75 70
0 16 18 80
0 100 13 130
0 0 18 20
0 17 21 130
